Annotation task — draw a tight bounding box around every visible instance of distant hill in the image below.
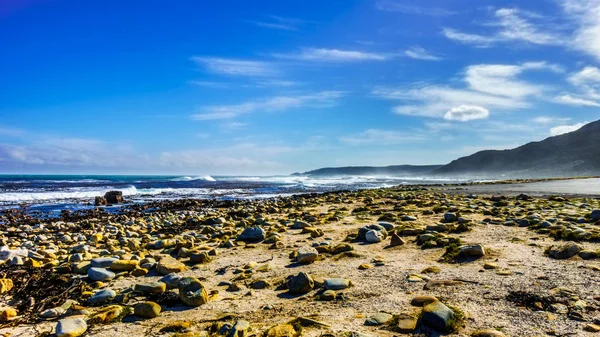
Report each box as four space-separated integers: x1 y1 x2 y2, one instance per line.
433 119 600 178
296 165 443 177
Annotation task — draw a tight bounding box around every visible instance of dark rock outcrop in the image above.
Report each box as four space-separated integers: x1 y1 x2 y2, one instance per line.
104 191 124 204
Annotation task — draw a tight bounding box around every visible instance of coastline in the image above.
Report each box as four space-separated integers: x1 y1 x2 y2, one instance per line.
0 179 600 336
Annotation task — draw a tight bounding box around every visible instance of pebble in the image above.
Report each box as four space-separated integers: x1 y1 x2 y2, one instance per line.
134 282 167 294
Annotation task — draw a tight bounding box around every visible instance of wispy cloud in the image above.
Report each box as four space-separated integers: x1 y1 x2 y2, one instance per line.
271 48 393 62
189 80 230 89
376 0 457 17
562 0 600 62
553 94 600 107
555 66 600 106
373 61 559 118
532 116 572 125
443 8 566 47
191 91 346 120
191 57 277 77
339 129 428 145
245 15 310 31
404 46 442 61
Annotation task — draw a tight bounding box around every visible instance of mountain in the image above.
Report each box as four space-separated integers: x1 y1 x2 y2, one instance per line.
433 119 600 178
296 165 443 177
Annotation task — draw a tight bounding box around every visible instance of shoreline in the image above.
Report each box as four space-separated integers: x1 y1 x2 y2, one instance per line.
0 182 599 336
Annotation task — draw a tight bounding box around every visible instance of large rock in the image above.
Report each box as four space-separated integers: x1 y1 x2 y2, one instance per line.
592 210 600 222
548 242 581 259
87 267 115 281
160 273 183 289
91 257 117 268
134 301 161 318
94 196 107 206
287 272 314 294
296 246 319 264
178 277 208 306
422 301 455 332
236 226 266 242
56 317 87 337
365 230 385 243
109 260 138 271
134 282 166 295
324 278 350 290
358 224 387 241
104 191 123 204
460 245 486 258
87 289 116 306
157 257 186 275
365 313 393 326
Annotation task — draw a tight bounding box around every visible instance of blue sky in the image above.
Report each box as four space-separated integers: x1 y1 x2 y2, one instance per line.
1 0 599 175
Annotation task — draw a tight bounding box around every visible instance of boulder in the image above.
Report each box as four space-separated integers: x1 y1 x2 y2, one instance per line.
389 232 405 247
236 226 266 242
460 245 486 258
178 277 208 306
104 191 123 204
94 197 107 206
548 242 581 259
296 246 319 264
422 301 455 332
365 230 384 243
134 301 161 318
287 272 314 294
592 210 600 222
87 267 115 282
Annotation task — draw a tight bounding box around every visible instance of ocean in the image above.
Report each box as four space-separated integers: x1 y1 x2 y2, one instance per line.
0 174 461 216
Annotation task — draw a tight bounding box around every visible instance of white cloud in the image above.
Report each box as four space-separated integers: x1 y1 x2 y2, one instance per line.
562 0 600 61
373 61 556 118
192 91 345 120
568 66 600 85
191 57 277 77
272 48 391 62
376 0 457 16
404 47 442 61
444 105 489 122
442 28 496 47
533 116 571 124
339 129 428 145
189 81 230 89
554 94 600 106
550 122 587 136
443 8 566 47
245 15 310 31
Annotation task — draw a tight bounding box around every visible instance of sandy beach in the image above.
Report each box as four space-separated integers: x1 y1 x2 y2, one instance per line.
1 181 600 337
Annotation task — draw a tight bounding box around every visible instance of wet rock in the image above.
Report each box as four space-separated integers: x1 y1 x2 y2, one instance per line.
324 278 349 290
287 272 314 294
104 191 123 204
548 242 581 259
134 301 161 318
422 301 455 332
179 277 208 306
296 246 319 264
56 317 87 337
87 267 115 282
365 312 393 326
94 196 107 206
237 226 266 242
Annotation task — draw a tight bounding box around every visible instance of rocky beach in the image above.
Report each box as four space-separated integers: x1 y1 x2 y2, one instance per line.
0 179 599 337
